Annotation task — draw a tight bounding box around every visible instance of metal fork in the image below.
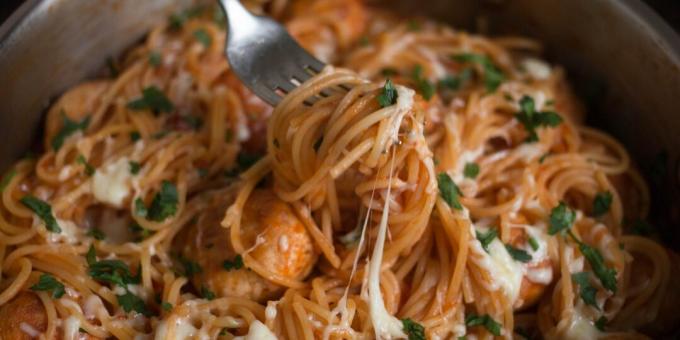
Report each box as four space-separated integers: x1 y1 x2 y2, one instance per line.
217 0 326 106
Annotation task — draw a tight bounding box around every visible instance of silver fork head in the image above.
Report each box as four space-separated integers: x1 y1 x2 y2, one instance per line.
218 0 326 106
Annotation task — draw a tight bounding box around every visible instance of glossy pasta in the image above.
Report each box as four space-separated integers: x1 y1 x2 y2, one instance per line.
0 1 676 339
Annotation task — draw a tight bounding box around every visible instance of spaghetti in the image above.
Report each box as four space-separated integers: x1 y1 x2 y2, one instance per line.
0 1 676 339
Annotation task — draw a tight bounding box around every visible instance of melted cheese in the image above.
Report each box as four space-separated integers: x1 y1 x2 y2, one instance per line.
47 219 81 244
20 322 40 338
563 309 601 340
485 238 524 303
522 58 552 80
92 157 132 207
63 316 81 340
234 320 278 340
154 317 198 340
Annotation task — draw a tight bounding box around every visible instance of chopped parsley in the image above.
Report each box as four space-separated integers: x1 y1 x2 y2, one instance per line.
168 6 203 30
201 286 216 300
76 155 95 176
237 152 262 171
412 64 436 100
463 162 480 179
438 69 473 91
193 29 212 48
130 131 141 142
129 161 141 175
528 236 539 251
571 272 598 309
30 274 65 298
377 79 399 107
129 223 153 242
134 198 148 217
505 244 532 263
592 191 612 217
407 19 421 31
465 313 501 336
51 112 90 151
87 228 106 241
222 255 244 271
20 195 61 233
548 202 575 235
476 229 497 253
402 318 425 340
117 290 151 316
595 316 607 331
515 96 563 143
148 51 162 67
179 256 202 277
579 241 617 293
452 53 504 92
437 172 462 210
0 169 16 192
86 244 97 265
127 86 175 114
88 258 140 287
381 68 398 77
161 301 173 311
147 181 178 221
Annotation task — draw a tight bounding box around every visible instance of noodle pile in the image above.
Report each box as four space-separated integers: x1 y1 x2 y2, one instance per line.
0 1 677 339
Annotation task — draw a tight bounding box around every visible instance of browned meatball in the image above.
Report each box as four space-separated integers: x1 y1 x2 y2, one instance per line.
0 292 47 340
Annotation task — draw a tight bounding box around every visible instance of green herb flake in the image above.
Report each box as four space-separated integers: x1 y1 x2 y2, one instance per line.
147 181 178 222
438 68 473 91
595 316 607 331
401 318 425 340
30 274 65 298
476 229 497 253
505 244 532 263
571 272 599 309
377 79 399 107
76 155 96 176
134 198 148 217
86 244 97 265
579 242 617 293
130 131 141 142
127 86 175 114
411 64 436 100
161 301 173 311
117 290 150 316
452 53 505 92
89 258 140 288
20 195 61 233
87 228 106 241
219 328 228 336
548 202 575 235
222 255 244 271
407 19 421 31
201 285 216 300
148 51 162 67
0 169 16 192
464 162 480 179
465 313 502 336
528 236 539 251
515 96 563 143
437 172 463 210
129 161 141 175
237 153 262 170
592 191 613 217
180 257 203 277
193 29 212 48
381 68 398 77
51 112 90 151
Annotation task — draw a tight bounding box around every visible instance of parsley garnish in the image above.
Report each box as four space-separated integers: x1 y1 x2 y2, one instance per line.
30 274 65 298
127 86 175 114
412 64 435 100
515 96 563 143
505 244 532 263
377 79 399 107
201 286 216 300
595 316 607 331
402 318 425 340
88 259 140 287
579 241 617 292
219 328 228 336
87 228 106 241
452 53 504 92
86 244 97 265
20 195 61 233
134 198 148 217
130 131 141 142
181 115 203 130
465 313 501 336
179 256 202 277
222 255 244 271
161 301 173 311
476 229 497 253
76 155 95 176
147 181 178 221
193 29 212 48
437 172 462 210
148 51 162 67
464 162 480 179
0 169 16 192
438 69 473 91
571 272 598 309
548 202 575 235
528 236 539 251
381 68 398 77
592 191 612 217
117 290 150 316
51 112 90 151
129 161 141 175
237 153 262 170
168 6 203 30
129 223 154 242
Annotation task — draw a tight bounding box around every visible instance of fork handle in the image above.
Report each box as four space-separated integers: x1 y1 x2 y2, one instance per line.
217 0 257 38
